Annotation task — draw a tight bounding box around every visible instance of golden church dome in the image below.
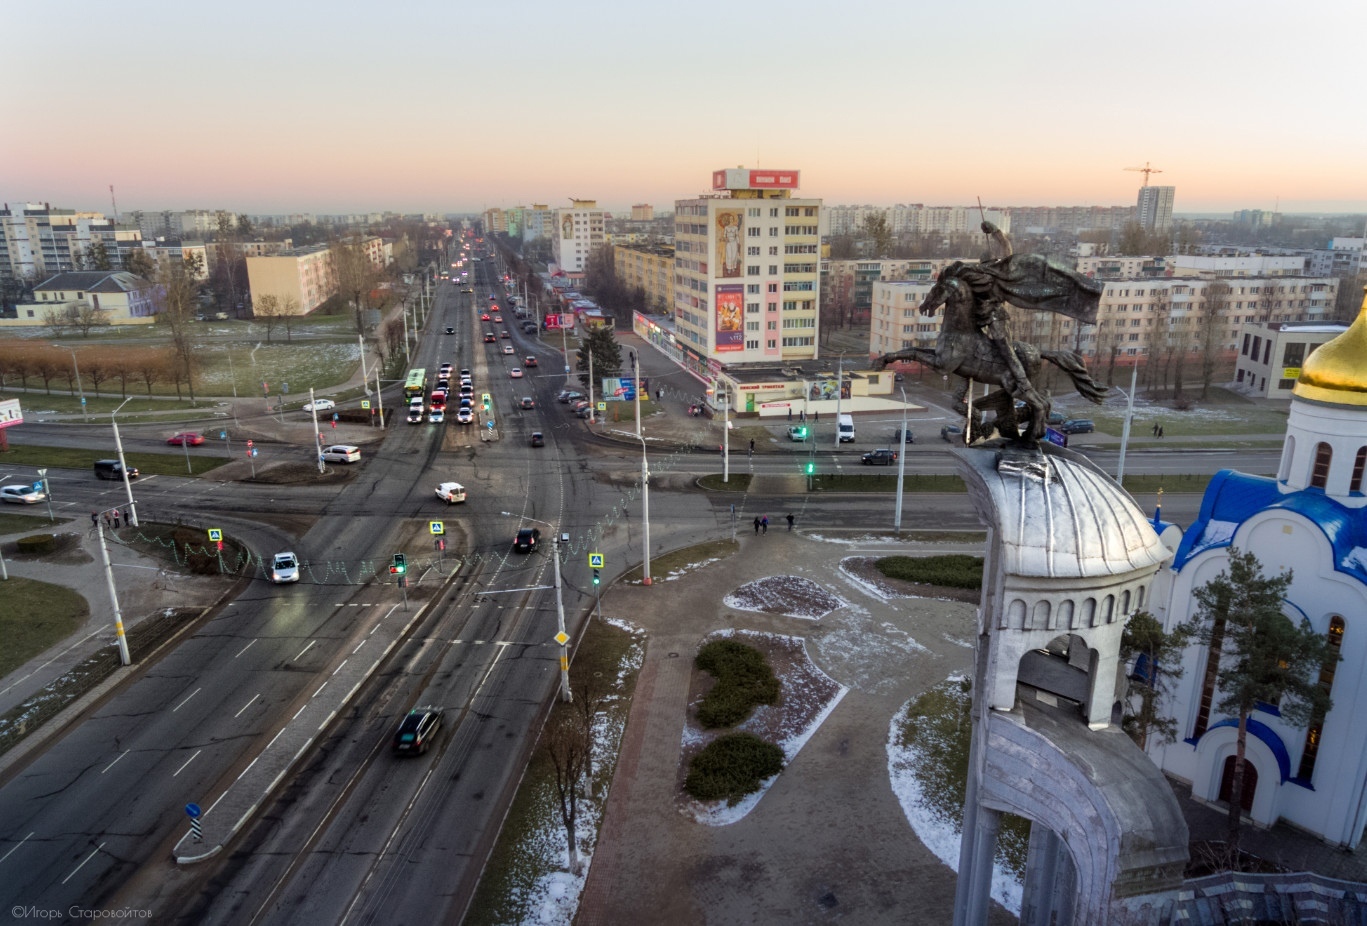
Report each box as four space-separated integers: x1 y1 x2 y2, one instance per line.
1294 289 1367 407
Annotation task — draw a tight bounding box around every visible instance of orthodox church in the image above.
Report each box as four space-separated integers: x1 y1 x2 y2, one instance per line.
1149 291 1367 847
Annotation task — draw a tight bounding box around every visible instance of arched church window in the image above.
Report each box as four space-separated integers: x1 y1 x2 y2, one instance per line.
1297 616 1345 782
1350 448 1367 494
1310 442 1332 490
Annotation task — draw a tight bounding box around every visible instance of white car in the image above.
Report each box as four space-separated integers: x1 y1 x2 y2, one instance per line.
502 345 515 355
0 484 45 504
435 482 467 504
456 407 474 425
320 444 361 463
303 399 336 413
407 406 424 424
271 551 300 584
509 368 523 379
428 407 445 424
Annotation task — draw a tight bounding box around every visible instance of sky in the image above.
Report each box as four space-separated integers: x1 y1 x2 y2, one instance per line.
5 0 1367 217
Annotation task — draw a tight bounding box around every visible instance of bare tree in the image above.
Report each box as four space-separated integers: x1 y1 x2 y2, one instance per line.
157 253 203 402
331 237 375 334
255 294 281 343
123 248 156 279
573 677 608 791
33 348 66 394
543 711 589 874
83 350 110 396
1197 282 1231 399
42 306 72 338
70 302 111 338
133 347 173 396
282 296 299 342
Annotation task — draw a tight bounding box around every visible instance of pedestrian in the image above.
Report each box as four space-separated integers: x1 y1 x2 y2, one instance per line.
761 515 768 534
814 411 819 422
749 438 755 457
90 511 98 528
754 516 761 535
657 387 663 401
1158 425 1164 438
787 408 792 422
1152 422 1159 437
123 508 130 525
113 510 121 529
786 513 795 531
103 511 111 527
800 410 805 423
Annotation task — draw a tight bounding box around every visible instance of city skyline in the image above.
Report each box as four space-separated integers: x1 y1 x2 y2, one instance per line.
4 0 1366 216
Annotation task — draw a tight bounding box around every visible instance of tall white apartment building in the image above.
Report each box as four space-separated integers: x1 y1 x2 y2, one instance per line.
1137 185 1175 233
673 168 820 365
552 199 605 274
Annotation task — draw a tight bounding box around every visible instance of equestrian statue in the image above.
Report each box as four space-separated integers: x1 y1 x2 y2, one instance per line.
878 221 1108 443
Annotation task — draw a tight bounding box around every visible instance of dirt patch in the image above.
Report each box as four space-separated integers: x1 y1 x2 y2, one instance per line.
723 575 844 619
842 556 979 604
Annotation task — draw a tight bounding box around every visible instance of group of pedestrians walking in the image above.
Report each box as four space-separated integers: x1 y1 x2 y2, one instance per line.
752 514 796 534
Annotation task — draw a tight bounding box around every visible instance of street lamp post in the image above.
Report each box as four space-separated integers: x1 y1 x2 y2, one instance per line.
95 510 131 666
894 387 908 534
1115 363 1139 488
502 512 572 702
53 344 88 423
111 397 139 527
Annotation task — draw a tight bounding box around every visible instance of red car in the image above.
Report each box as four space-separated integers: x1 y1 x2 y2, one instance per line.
524 356 538 367
481 313 491 321
167 432 204 446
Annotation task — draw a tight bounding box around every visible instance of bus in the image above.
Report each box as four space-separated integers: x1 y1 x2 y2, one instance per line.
404 369 427 399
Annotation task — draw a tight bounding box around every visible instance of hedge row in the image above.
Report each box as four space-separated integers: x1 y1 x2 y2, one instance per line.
683 732 785 805
694 639 780 728
875 554 984 590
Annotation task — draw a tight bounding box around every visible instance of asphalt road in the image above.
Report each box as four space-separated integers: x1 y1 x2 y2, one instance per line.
0 251 1216 923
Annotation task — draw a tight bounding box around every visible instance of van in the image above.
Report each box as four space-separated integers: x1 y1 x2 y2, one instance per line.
837 414 855 443
94 459 139 480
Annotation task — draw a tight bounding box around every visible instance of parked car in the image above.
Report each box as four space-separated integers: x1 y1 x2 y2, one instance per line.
530 431 544 447
0 484 45 504
512 527 541 553
1061 419 1095 434
576 404 594 418
861 448 899 466
94 460 138 480
270 551 300 584
787 425 808 442
392 706 443 755
435 482 467 504
558 391 583 404
321 444 361 463
519 396 535 409
302 399 336 413
166 432 205 446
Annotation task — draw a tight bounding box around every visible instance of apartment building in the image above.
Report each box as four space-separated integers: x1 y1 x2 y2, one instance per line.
1307 237 1365 278
1166 254 1308 278
553 199 605 274
869 280 937 358
245 244 335 314
673 168 820 366
823 258 958 321
822 204 1008 240
631 204 654 221
0 203 135 284
1005 205 1136 233
1136 185 1175 233
1075 255 1169 280
613 243 674 314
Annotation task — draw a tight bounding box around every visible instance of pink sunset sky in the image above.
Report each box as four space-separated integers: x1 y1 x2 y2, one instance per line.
4 0 1365 216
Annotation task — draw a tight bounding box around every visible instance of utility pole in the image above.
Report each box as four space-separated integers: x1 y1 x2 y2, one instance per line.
632 349 643 439
309 388 324 473
894 387 908 534
96 514 131 666
358 333 370 396
722 386 730 483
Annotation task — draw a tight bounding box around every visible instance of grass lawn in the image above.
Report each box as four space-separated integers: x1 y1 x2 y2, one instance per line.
0 511 64 534
621 538 739 583
0 577 88 678
810 473 967 493
0 444 228 476
698 473 752 492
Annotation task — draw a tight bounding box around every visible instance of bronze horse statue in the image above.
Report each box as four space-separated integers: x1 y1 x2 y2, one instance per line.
878 271 1108 442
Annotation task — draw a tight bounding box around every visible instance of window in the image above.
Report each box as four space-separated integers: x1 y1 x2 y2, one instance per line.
747 246 760 256
1283 342 1307 367
1311 442 1332 489
767 283 778 293
768 265 778 275
769 227 778 237
747 226 760 238
746 302 760 314
769 247 778 256
745 339 759 349
1351 447 1367 493
766 339 776 349
1297 616 1345 782
746 265 760 276
747 284 759 294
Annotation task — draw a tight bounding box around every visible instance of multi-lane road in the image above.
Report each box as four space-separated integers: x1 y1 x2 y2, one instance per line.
0 248 1239 922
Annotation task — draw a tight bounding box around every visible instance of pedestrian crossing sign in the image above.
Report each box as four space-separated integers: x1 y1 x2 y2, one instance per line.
207 528 222 542
588 552 604 568
430 521 445 535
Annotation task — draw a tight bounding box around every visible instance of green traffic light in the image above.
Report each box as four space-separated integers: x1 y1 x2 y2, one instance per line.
804 462 816 475
592 569 601 586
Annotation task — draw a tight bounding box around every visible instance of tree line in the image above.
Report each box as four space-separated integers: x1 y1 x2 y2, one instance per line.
0 341 187 399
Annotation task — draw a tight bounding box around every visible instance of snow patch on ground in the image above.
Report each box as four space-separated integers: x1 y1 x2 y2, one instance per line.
887 695 1022 916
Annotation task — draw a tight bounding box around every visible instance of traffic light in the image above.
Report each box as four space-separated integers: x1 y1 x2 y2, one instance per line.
390 553 407 575
804 461 816 476
592 569 601 587
794 427 808 439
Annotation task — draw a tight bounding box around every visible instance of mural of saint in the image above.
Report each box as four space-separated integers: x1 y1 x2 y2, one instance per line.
716 210 743 278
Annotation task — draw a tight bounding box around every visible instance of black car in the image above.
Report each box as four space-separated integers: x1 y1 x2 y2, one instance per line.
392 706 443 755
1061 419 1095 434
445 326 455 335
513 527 541 553
530 431 544 447
893 428 915 444
861 449 899 466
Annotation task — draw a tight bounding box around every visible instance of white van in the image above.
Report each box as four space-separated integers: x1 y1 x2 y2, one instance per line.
837 414 855 443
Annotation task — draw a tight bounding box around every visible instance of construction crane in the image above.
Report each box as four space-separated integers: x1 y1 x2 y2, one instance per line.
1125 162 1163 187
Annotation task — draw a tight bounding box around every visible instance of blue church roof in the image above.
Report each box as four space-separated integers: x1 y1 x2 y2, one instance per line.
1172 470 1367 589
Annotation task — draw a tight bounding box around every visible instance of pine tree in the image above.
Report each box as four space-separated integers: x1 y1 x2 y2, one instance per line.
1187 548 1338 850
575 325 621 391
